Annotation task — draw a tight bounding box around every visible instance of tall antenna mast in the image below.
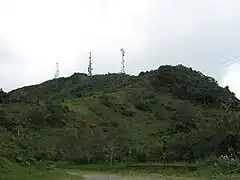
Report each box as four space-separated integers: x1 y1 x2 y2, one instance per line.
54 61 59 78
120 48 125 74
88 52 93 76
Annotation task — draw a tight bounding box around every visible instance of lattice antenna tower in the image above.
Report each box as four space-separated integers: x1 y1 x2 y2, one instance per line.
120 48 125 74
54 61 59 79
88 52 93 76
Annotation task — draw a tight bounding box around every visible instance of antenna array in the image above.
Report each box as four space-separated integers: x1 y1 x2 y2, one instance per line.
54 61 59 78
120 48 125 74
53 48 127 78
88 52 93 76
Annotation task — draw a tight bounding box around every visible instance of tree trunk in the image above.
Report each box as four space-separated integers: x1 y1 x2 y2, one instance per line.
109 150 114 166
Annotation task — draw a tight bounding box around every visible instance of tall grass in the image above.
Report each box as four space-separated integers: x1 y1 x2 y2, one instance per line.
0 157 83 180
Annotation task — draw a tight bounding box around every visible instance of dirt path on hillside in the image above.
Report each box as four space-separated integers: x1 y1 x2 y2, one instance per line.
81 173 195 180
82 174 120 180
67 171 201 180
82 174 158 180
67 171 239 180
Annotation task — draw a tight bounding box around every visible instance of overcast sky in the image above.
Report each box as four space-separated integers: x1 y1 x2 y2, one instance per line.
1 0 240 97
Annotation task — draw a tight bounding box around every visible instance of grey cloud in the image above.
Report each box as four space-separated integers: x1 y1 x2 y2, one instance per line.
128 0 240 82
1 0 240 92
0 40 28 91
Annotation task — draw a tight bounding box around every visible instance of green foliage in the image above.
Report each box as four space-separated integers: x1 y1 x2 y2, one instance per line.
1 64 240 173
0 157 83 180
0 89 10 104
169 101 200 133
143 65 240 110
0 108 10 128
134 100 150 111
9 73 134 103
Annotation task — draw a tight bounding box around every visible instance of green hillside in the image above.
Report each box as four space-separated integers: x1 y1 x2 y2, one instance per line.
1 65 240 170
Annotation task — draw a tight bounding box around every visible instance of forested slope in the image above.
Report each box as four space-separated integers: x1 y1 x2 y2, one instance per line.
1 65 240 166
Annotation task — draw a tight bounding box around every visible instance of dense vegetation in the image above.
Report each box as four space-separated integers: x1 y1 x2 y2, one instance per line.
1 65 240 172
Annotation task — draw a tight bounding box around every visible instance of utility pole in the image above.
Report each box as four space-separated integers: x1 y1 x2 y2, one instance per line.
88 52 93 76
54 61 59 79
120 48 125 74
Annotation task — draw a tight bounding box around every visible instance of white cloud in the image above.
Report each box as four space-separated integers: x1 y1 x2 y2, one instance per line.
0 0 152 90
0 0 240 98
221 63 240 99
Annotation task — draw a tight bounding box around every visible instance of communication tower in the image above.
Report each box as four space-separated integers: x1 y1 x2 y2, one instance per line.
88 52 93 76
120 48 125 74
54 61 59 78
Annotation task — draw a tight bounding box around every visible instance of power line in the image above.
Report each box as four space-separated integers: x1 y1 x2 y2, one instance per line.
224 58 240 67
222 55 240 66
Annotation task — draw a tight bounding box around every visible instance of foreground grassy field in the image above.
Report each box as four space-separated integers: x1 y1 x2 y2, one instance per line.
0 166 83 180
66 170 240 180
0 157 82 180
2 162 240 180
59 164 240 180
1 157 240 180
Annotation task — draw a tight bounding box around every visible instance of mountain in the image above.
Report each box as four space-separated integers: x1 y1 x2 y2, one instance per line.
1 65 240 165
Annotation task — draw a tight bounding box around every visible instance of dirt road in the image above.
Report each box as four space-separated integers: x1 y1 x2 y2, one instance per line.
81 173 196 180
82 174 121 180
67 171 239 180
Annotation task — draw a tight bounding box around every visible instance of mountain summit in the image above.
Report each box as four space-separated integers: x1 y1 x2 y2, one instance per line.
1 65 240 164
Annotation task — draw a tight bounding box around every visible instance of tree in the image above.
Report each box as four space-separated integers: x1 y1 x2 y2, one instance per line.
0 89 9 104
102 127 128 166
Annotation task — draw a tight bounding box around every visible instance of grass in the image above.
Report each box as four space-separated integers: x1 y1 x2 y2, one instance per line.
59 163 240 180
1 159 240 180
0 166 84 180
0 157 83 180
